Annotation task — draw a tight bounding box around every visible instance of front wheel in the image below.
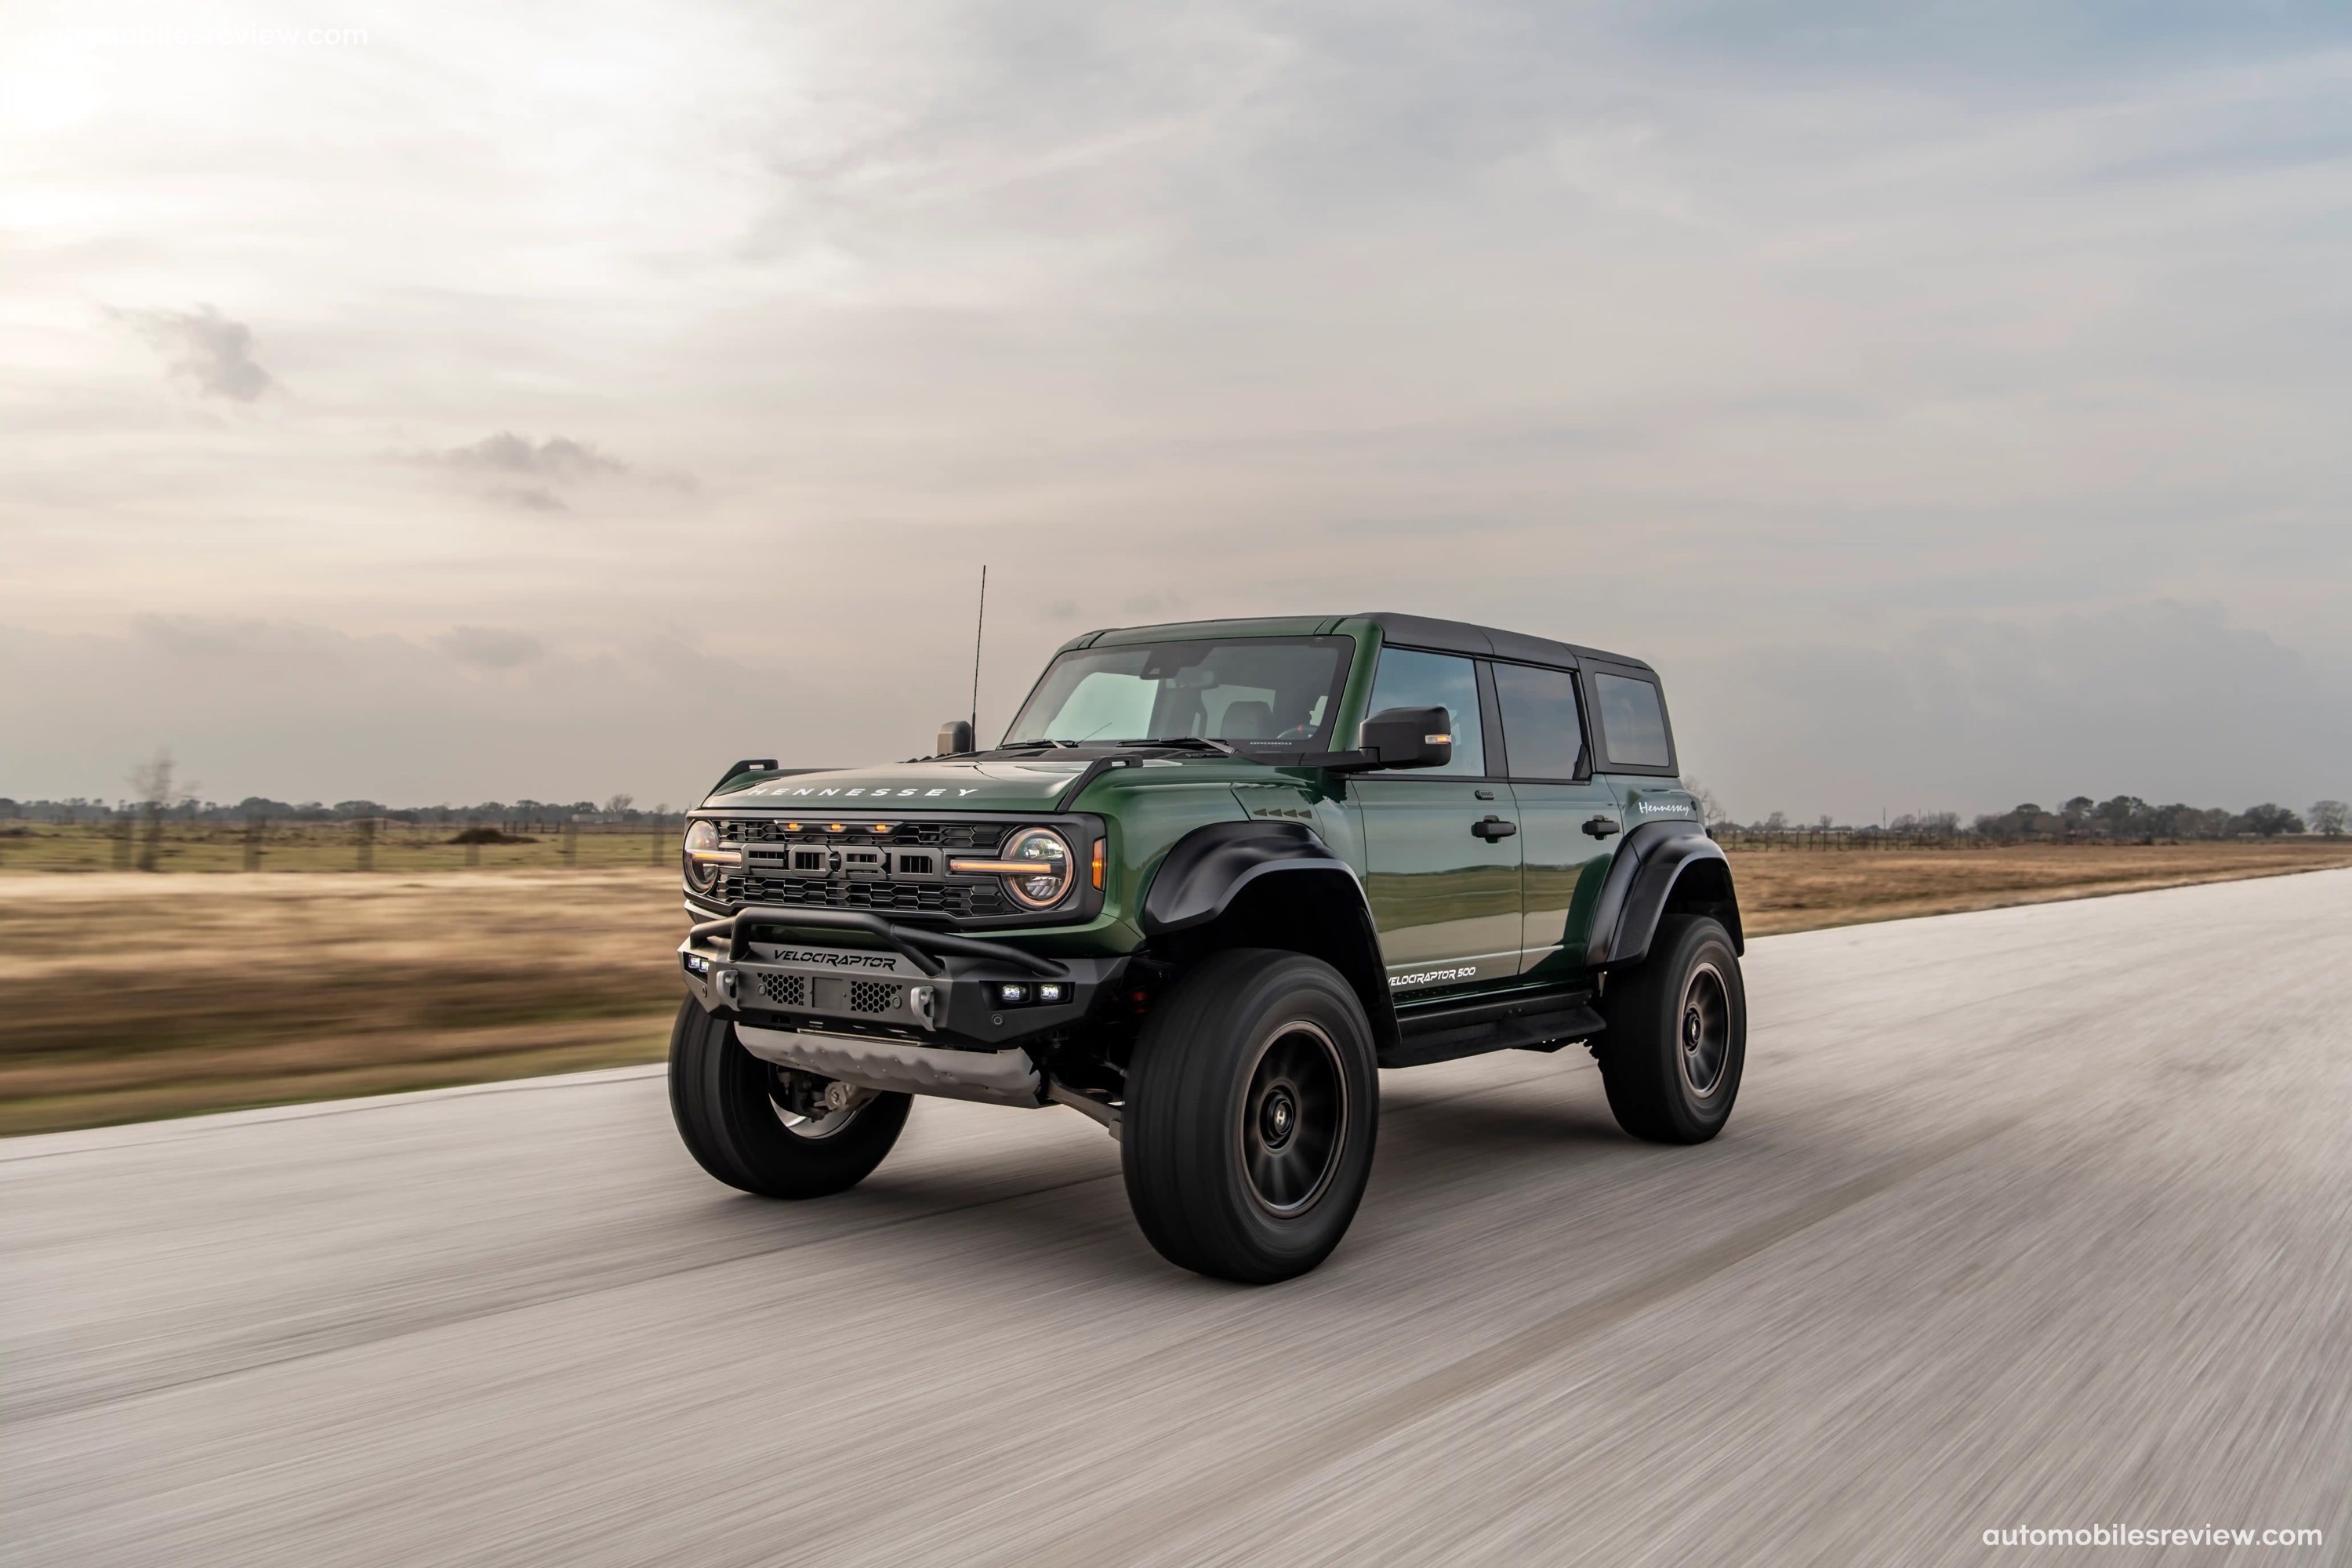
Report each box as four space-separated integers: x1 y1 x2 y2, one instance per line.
1595 914 1746 1144
667 1000 911 1197
1121 949 1379 1283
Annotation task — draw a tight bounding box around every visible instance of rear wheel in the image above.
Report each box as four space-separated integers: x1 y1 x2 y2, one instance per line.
1595 915 1745 1144
1121 949 1378 1283
667 1000 911 1197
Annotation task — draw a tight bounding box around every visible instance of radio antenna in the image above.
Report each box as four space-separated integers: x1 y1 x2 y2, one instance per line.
968 564 987 743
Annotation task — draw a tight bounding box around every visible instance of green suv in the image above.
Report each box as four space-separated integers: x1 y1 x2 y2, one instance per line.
670 613 1745 1282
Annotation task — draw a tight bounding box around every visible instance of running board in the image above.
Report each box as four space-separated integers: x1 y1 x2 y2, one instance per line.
1381 989 1605 1069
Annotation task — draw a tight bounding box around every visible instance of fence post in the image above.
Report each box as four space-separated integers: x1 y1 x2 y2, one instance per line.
244 815 264 872
562 820 579 868
355 817 376 873
110 815 132 870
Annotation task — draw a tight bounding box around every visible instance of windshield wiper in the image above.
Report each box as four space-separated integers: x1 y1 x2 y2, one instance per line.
993 739 1079 751
1120 736 1236 755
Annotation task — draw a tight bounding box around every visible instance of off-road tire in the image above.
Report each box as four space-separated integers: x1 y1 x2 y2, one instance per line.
1121 949 1379 1283
1596 914 1745 1144
667 1000 911 1197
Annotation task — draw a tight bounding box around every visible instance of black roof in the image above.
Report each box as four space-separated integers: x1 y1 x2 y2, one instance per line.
1359 612 1653 675
1065 612 1654 676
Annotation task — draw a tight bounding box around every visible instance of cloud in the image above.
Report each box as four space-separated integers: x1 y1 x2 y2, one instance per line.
436 625 545 669
1671 601 2352 822
401 432 677 511
0 618 742 804
436 432 628 481
487 485 569 513
10 2 2352 809
117 305 274 401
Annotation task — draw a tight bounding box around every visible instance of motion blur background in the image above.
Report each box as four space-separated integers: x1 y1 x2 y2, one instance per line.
8 13 2352 1564
5 1 2351 820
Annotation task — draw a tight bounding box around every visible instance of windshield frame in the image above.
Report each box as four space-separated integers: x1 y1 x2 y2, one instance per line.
998 635 1359 760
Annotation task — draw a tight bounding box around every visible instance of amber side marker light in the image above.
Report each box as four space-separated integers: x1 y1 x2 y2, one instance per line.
1091 838 1105 890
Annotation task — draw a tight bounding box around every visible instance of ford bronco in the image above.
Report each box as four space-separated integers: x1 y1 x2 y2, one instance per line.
670 613 1744 1282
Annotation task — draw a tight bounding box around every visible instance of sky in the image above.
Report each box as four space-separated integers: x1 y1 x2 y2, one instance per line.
2 0 2349 822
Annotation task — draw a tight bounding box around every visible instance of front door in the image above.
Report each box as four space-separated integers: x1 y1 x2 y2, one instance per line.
1352 648 1523 995
1489 661 1621 980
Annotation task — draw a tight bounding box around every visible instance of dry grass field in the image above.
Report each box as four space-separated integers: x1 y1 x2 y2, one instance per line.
0 870 685 1137
3 840 2348 1135
1730 839 2352 935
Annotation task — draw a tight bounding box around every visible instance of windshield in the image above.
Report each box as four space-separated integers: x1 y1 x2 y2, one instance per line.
1003 637 1354 753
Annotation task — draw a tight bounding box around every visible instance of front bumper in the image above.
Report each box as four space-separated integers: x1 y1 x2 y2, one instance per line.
733 1027 1044 1109
677 907 1128 1052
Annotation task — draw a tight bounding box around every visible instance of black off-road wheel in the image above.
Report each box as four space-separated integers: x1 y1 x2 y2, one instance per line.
667 1000 911 1198
1596 914 1745 1144
1121 949 1379 1284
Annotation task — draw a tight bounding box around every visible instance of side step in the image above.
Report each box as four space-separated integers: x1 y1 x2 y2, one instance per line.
1381 988 1605 1070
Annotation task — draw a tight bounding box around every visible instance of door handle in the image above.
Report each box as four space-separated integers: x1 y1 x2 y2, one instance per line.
1472 817 1518 841
1582 815 1621 839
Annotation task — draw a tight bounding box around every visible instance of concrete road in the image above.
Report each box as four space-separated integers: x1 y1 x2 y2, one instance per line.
6 872 2348 1566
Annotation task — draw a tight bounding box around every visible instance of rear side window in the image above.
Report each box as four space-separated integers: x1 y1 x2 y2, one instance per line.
1593 672 1671 769
1363 647 1485 776
1491 663 1587 780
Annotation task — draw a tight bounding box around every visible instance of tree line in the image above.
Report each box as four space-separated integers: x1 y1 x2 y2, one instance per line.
1710 796 2347 840
0 793 675 826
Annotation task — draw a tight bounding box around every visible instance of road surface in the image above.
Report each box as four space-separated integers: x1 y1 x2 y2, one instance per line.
6 871 2349 1565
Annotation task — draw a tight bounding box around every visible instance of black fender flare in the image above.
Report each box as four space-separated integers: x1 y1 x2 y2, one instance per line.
1584 820 1743 969
1140 819 1397 1053
1141 820 1361 935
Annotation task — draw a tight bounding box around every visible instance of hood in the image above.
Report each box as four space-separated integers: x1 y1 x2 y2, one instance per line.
704 758 1096 814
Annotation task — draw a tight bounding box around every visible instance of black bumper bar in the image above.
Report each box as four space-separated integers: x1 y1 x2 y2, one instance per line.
688 906 1069 978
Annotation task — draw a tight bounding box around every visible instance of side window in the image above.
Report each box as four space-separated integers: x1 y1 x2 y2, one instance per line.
1363 648 1485 777
1593 672 1671 769
1491 664 1587 780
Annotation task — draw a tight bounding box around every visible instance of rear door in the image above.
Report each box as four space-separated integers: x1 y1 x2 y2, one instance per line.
1488 660 1621 980
1353 647 1523 995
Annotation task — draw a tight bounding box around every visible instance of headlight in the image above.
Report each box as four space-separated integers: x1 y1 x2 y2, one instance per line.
681 820 739 892
949 826 1075 910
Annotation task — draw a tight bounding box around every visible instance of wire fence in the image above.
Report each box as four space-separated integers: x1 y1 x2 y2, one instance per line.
0 818 688 875
1710 829 1994 852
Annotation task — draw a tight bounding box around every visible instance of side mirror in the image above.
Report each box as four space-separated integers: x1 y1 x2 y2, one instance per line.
1351 706 1454 770
936 719 975 757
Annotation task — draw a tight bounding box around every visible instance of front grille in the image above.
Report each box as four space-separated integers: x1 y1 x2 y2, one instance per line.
759 973 805 1008
848 981 899 1014
703 815 1072 927
717 874 1007 920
